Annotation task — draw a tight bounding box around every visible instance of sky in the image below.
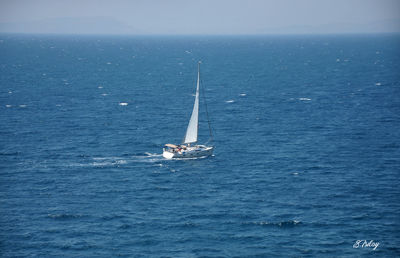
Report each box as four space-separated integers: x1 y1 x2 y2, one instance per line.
0 0 399 34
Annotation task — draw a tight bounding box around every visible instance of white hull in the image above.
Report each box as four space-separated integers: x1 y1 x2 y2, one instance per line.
163 145 213 159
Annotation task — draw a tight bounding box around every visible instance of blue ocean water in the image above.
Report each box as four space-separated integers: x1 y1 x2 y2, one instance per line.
0 34 399 257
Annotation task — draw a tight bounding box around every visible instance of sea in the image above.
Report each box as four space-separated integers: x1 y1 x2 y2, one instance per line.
0 33 399 257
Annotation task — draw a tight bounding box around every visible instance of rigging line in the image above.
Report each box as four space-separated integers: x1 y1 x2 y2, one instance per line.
200 75 214 144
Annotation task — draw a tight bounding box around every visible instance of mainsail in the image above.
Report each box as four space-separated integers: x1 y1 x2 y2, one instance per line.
183 63 200 144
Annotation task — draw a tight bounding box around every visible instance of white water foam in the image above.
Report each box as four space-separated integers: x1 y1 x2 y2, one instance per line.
119 102 128 106
68 152 168 168
225 100 235 103
138 153 165 163
92 157 121 161
144 152 161 157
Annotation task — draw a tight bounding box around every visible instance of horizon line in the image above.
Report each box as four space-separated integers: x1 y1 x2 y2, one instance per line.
1 31 400 37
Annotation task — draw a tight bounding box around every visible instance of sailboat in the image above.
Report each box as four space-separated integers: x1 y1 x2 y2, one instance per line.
163 62 214 159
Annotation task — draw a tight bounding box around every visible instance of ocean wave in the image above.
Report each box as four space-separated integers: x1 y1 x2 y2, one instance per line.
243 220 301 228
47 213 87 220
118 224 132 229
0 151 21 156
101 214 126 221
60 240 96 251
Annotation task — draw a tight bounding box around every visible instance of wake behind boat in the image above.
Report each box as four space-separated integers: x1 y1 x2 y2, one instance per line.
163 62 214 159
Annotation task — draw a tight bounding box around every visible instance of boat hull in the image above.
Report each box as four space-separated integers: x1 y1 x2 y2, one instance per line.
163 145 213 159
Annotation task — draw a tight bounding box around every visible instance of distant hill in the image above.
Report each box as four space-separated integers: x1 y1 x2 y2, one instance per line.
0 16 398 35
262 19 400 34
0 16 141 35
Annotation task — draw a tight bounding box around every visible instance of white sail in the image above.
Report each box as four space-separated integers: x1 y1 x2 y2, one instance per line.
183 63 200 144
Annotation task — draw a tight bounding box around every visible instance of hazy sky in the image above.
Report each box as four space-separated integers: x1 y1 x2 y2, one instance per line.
0 0 399 34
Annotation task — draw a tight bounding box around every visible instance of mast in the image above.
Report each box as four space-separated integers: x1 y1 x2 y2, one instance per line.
200 68 214 145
